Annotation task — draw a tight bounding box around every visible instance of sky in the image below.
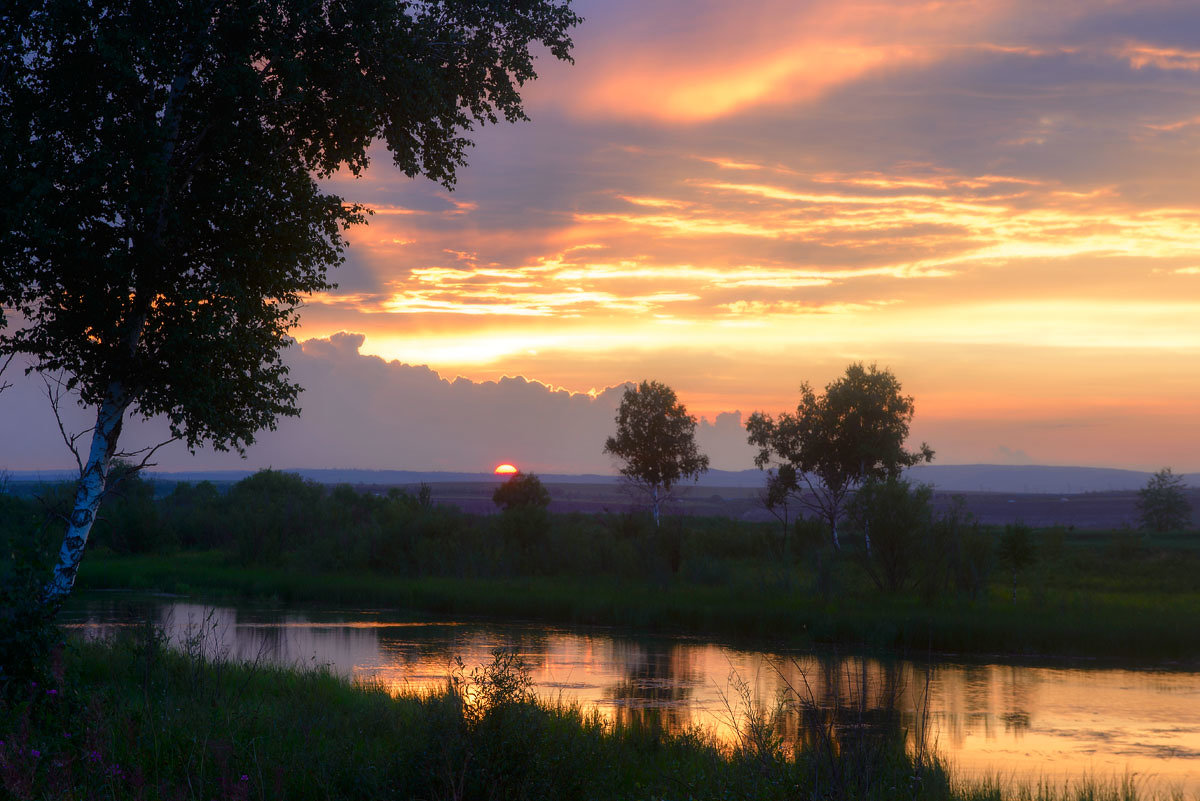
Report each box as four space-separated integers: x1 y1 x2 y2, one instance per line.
5 0 1200 473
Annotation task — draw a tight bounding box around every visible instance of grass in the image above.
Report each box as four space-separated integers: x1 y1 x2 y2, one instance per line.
2 629 1189 801
75 549 1200 660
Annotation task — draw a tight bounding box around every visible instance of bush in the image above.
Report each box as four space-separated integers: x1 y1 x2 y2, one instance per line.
997 522 1036 603
0 494 59 695
849 477 933 594
492 472 551 511
226 470 325 565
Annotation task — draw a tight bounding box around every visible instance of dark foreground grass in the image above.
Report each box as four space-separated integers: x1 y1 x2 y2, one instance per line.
0 631 1180 801
77 552 1200 660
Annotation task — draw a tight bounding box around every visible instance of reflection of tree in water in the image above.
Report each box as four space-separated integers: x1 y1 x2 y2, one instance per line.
605 639 698 733
1000 665 1035 736
767 655 932 765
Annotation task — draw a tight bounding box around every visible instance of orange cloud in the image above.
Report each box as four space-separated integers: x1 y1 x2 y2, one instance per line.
1122 42 1200 71
552 0 1098 122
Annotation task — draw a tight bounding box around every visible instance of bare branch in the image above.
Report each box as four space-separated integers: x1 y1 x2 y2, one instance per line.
0 352 14 394
43 374 89 476
33 487 72 526
114 435 181 471
106 435 182 496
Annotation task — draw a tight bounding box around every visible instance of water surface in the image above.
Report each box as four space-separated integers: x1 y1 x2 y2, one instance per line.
63 595 1200 794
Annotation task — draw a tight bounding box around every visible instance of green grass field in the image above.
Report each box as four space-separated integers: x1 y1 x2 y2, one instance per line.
75 539 1200 660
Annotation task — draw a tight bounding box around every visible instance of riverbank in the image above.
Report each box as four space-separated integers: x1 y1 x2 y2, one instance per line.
76 552 1200 661
0 631 1165 801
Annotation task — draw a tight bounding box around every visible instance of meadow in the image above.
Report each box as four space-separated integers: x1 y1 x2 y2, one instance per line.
3 470 1199 800
4 469 1199 660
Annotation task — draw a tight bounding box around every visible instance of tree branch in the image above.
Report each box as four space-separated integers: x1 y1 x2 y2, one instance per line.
0 352 13 395
43 373 89 477
113 435 181 474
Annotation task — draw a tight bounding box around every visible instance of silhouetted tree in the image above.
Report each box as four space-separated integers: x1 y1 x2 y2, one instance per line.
604 380 709 526
493 472 551 569
1137 468 1191 533
996 522 1035 603
0 0 580 606
493 472 551 511
746 363 933 551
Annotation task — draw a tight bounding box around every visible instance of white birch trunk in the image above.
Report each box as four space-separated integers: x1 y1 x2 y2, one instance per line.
652 486 661 528
830 512 841 551
42 384 128 606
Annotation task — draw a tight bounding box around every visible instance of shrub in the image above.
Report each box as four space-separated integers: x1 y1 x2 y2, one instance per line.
492 472 551 511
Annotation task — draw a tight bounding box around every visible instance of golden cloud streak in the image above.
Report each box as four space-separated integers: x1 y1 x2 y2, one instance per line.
325 165 1200 357
1122 42 1200 71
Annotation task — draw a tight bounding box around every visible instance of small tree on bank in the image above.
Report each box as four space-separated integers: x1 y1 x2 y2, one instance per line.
1137 468 1191 533
0 0 580 607
746 363 934 551
493 472 552 566
997 522 1036 604
604 380 709 526
493 472 551 512
849 476 933 594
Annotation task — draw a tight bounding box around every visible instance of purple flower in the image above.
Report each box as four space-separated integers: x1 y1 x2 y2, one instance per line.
30 750 40 758
241 774 249 782
47 689 57 696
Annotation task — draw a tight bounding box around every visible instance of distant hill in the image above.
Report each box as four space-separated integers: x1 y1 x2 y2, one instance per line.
4 464 1195 494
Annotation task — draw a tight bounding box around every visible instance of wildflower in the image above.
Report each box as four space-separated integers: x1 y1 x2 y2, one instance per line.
47 689 57 696
241 774 249 782
30 750 40 758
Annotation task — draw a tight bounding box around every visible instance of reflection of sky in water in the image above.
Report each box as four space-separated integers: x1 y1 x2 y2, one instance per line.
63 597 1200 794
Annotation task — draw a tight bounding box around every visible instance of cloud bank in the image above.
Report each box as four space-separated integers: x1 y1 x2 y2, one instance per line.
0 333 756 474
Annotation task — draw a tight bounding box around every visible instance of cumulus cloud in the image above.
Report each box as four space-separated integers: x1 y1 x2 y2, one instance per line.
0 334 758 474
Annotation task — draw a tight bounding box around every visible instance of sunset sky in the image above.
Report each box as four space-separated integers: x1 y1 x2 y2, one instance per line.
6 0 1200 473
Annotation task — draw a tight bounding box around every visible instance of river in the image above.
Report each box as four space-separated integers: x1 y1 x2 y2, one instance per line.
62 593 1200 794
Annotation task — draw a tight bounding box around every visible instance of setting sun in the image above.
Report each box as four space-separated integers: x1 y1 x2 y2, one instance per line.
493 463 519 475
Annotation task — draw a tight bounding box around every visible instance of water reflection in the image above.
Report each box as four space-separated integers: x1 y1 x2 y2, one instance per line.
62 596 1200 794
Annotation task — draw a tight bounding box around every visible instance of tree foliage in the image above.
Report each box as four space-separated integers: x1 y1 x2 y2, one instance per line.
996 522 1035 603
604 380 709 525
0 0 580 605
1137 468 1191 533
493 472 551 512
849 477 933 593
746 363 933 549
1 0 579 451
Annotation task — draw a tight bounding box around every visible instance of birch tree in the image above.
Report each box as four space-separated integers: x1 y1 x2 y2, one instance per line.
0 0 580 607
746 363 934 551
604 380 709 526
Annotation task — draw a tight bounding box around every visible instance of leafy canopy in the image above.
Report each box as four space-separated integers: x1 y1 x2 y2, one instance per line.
493 472 551 511
604 380 709 496
1137 468 1191 533
746 363 933 541
0 0 580 451
849 476 935 593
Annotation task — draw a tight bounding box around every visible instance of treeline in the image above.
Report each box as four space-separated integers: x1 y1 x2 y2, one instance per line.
8 467 1190 608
